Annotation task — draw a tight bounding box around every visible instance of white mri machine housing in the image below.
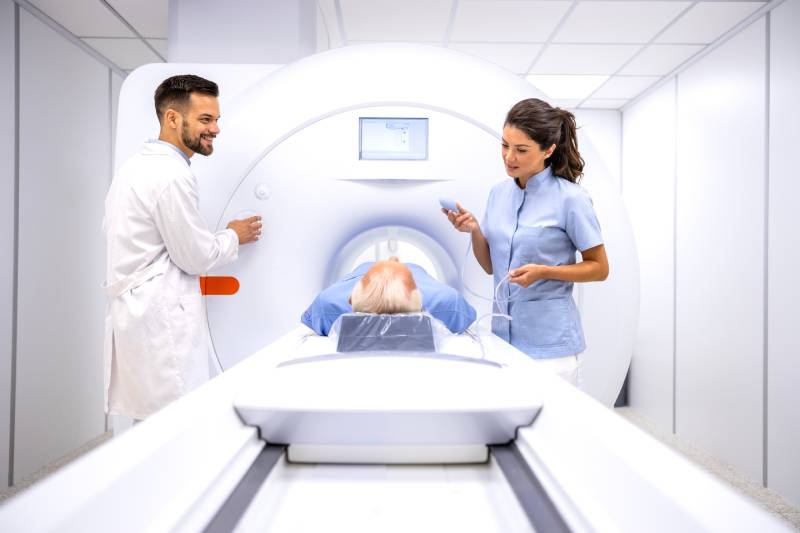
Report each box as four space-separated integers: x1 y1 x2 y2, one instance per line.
0 45 789 532
116 43 638 407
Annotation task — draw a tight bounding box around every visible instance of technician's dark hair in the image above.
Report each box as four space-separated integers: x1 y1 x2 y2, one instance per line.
504 98 584 183
154 74 219 123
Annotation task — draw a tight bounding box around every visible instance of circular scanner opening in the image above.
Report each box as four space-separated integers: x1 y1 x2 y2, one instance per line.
328 226 457 288
351 239 439 280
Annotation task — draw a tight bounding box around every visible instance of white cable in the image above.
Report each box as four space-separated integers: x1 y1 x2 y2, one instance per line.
466 312 512 360
458 235 523 304
474 311 511 332
453 225 520 359
464 328 486 359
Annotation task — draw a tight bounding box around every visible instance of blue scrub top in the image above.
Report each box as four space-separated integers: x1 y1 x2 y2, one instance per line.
482 166 603 358
301 262 477 335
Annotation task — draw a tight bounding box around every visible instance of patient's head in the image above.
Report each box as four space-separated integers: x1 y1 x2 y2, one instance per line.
349 257 423 314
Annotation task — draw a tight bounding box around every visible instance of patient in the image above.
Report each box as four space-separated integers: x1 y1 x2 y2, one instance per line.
301 257 476 335
349 257 422 313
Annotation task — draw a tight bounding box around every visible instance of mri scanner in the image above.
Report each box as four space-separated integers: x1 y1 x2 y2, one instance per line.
0 45 790 532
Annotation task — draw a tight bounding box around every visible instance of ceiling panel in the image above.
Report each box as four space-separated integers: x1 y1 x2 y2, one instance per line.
82 38 162 70
340 0 453 42
655 2 765 44
22 0 774 109
579 98 628 109
28 0 134 37
619 44 703 75
591 75 661 99
106 0 169 38
526 74 610 99
146 38 168 58
554 1 691 43
448 42 543 74
547 98 582 109
531 44 641 75
450 1 571 42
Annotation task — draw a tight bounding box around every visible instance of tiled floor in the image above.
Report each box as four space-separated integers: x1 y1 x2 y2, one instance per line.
0 431 112 503
615 406 800 530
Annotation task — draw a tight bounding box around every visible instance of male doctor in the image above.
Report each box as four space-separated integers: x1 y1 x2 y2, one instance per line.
102 74 261 421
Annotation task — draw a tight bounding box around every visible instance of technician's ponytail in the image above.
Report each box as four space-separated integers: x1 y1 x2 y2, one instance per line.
549 108 584 183
504 99 585 183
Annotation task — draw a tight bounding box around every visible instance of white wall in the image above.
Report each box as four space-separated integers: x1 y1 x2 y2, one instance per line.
1 6 120 485
111 73 123 172
622 79 676 432
675 19 766 482
0 0 16 488
624 3 799 506
767 0 800 506
573 109 622 192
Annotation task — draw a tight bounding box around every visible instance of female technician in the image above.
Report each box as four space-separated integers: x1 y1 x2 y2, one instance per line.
444 98 608 386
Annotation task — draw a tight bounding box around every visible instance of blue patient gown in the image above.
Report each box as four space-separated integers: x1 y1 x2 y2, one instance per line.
301 263 476 335
483 166 603 358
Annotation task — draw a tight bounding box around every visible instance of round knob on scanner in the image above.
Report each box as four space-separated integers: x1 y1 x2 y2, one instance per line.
254 183 271 200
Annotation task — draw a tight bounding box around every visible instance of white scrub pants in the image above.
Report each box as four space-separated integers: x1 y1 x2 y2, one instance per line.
535 355 581 387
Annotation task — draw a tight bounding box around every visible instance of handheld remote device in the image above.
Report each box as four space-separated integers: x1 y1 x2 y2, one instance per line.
438 197 459 213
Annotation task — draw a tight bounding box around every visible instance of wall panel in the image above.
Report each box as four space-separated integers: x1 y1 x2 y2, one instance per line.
767 0 800 506
0 0 17 488
622 79 676 433
675 20 766 482
111 72 123 174
573 109 622 192
14 9 108 481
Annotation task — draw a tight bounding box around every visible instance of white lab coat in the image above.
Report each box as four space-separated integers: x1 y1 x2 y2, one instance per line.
102 141 238 420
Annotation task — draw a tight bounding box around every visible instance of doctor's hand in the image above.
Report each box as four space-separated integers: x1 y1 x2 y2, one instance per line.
508 264 549 288
442 203 480 234
227 215 262 245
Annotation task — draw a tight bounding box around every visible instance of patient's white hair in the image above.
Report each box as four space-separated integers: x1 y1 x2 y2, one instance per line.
350 258 422 314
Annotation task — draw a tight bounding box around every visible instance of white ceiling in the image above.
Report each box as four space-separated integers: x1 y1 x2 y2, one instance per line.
23 0 772 109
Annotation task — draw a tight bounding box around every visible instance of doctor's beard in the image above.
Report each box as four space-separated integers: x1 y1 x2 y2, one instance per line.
182 122 214 156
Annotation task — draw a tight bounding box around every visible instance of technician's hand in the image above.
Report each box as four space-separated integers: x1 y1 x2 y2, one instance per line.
442 203 480 234
508 264 548 288
227 215 262 245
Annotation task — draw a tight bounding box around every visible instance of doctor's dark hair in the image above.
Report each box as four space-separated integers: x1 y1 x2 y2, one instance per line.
504 98 584 183
154 74 219 122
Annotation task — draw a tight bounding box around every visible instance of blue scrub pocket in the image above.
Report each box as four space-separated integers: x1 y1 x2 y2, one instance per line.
510 298 570 354
514 226 569 267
